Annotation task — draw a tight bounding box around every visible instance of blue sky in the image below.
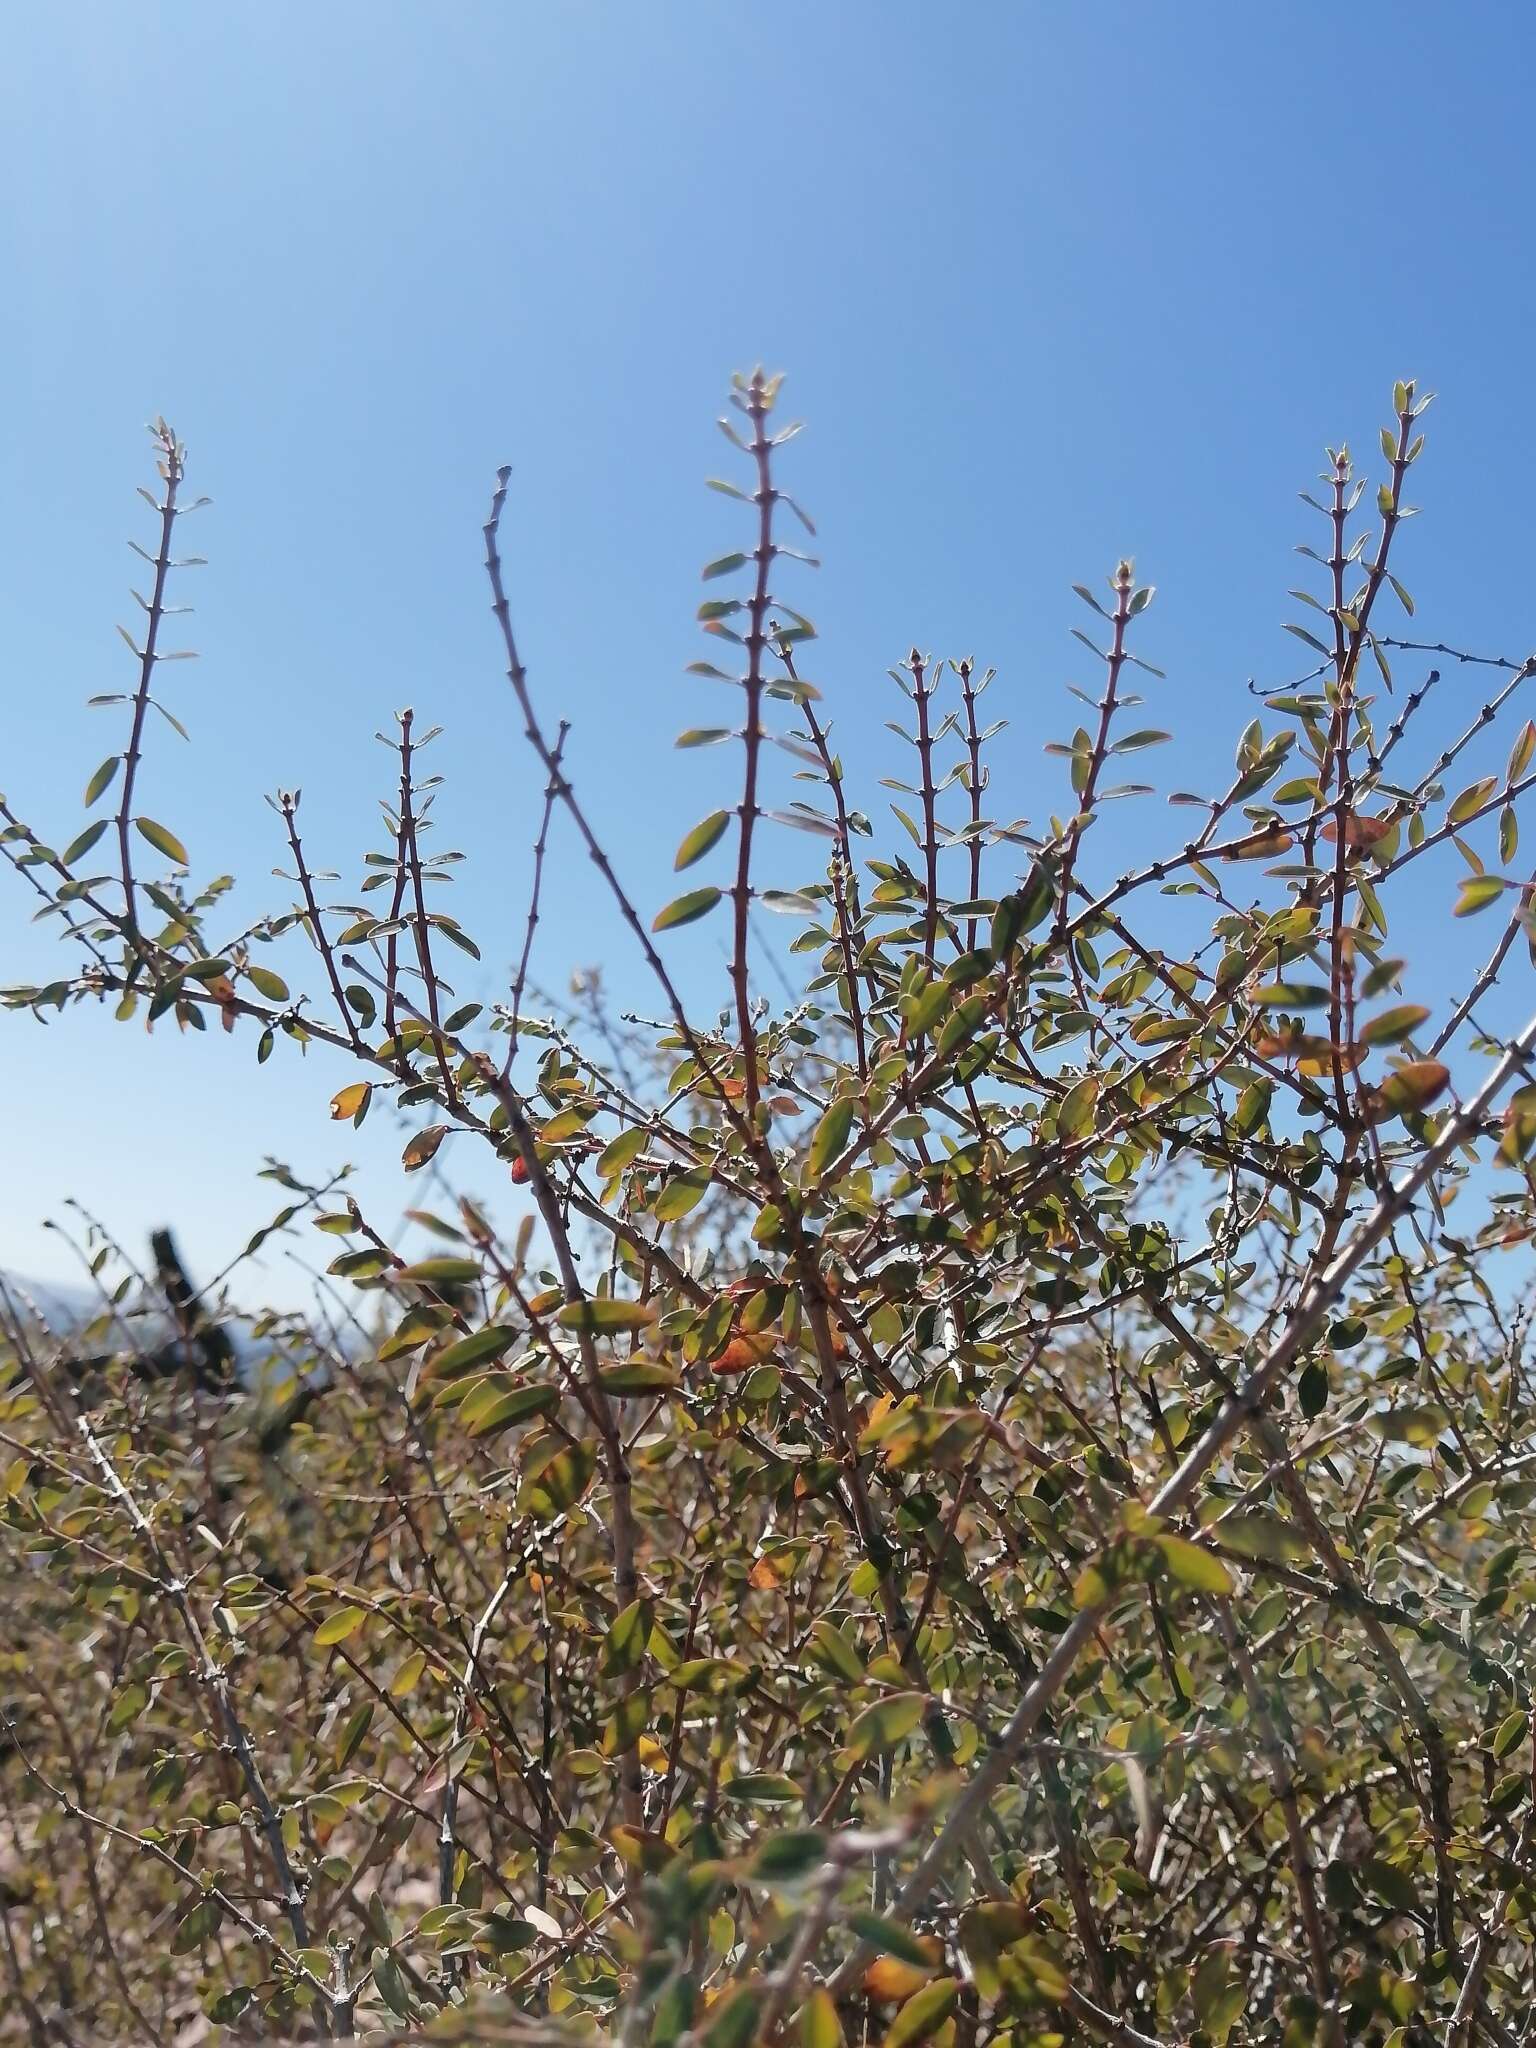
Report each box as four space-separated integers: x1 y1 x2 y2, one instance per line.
4 2 1535 1301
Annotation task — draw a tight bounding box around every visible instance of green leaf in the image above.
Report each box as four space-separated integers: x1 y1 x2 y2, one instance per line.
1299 1357 1330 1419
62 820 109 866
135 816 189 865
1372 1403 1450 1446
464 1382 559 1433
901 981 949 1040
246 964 289 1002
334 1700 373 1767
751 1829 828 1884
1493 1711 1528 1759
1360 1004 1429 1047
990 867 1052 957
1056 1075 1098 1139
433 918 481 960
802 1989 845 2048
314 1605 367 1646
106 1680 149 1733
599 1361 680 1396
885 1979 959 2048
847 1912 937 1967
1191 1948 1244 2046
1154 1533 1234 1597
701 551 749 581
429 1326 516 1379
596 1127 647 1177
1007 1937 1072 2004
701 1986 761 2048
722 1772 802 1805
809 1094 855 1177
1283 622 1330 656
84 755 121 806
555 1297 659 1334
1231 1080 1273 1136
652 1971 697 2047
1449 776 1498 826
390 1649 428 1697
602 1600 653 1677
374 1952 411 2016
807 1619 864 1682
517 1441 597 1518
654 1169 711 1221
1456 873 1509 917
1253 980 1329 1009
402 1257 481 1286
1362 1059 1450 1123
1214 1511 1307 1564
1360 1856 1419 1914
171 1897 223 1955
843 1690 925 1760
653 887 723 932
674 810 731 871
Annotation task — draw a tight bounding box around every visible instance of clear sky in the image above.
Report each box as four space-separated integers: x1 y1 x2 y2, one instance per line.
4 2 1535 1302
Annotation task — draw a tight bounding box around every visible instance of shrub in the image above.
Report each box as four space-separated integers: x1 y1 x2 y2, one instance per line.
3 374 1536 2046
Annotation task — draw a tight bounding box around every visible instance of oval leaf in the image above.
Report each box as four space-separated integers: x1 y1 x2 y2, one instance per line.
135 816 189 866
674 810 732 871
653 886 723 932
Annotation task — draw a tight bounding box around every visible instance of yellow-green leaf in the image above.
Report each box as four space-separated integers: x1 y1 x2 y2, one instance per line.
62 820 109 866
674 810 731 871
1154 1533 1234 1596
596 1127 648 1177
555 1297 659 1334
246 964 289 1002
809 1095 855 1177
427 1326 516 1379
844 1690 925 1760
314 1605 367 1646
653 886 722 932
135 816 189 866
517 1441 597 1518
402 1257 481 1286
84 755 121 806
390 1649 428 1696
884 1977 960 2048
1360 1004 1429 1047
803 1989 845 2048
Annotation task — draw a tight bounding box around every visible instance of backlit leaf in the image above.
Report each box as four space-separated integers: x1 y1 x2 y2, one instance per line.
653 887 723 932
135 816 189 866
674 810 731 871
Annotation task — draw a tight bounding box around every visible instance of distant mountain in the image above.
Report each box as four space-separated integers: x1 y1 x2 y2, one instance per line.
0 1268 319 1396
0 1272 95 1328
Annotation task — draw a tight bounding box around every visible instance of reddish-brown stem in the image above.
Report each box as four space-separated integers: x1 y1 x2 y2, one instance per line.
399 733 461 1114
780 638 870 1079
281 792 364 1051
116 423 184 968
910 649 941 967
504 719 568 1077
1055 560 1134 931
730 373 779 1112
957 657 987 951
